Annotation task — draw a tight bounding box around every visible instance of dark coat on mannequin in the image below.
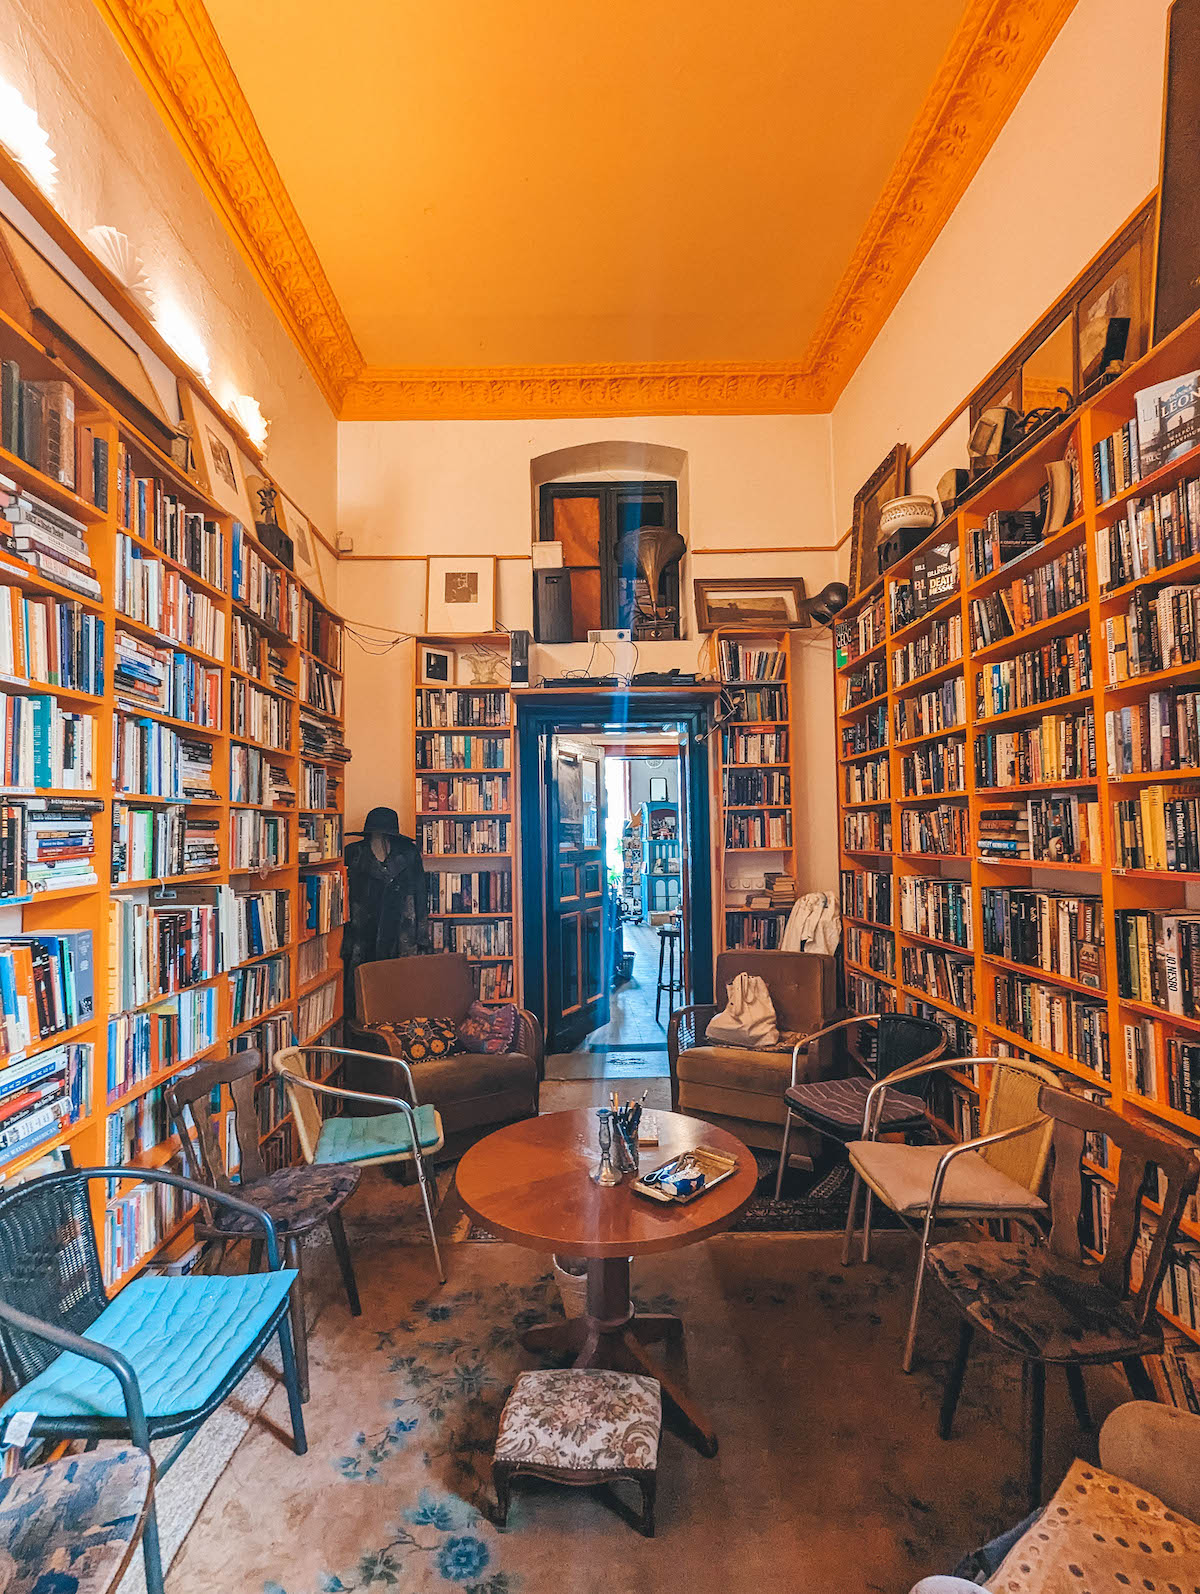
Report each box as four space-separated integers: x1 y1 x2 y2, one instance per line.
344 807 430 1019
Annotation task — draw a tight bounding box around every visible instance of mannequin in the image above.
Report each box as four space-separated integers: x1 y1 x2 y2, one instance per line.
344 805 430 1019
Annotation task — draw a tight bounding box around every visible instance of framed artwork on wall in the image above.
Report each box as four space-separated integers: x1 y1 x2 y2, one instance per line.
179 384 256 526
419 645 455 686
426 556 497 634
692 577 809 631
848 445 908 599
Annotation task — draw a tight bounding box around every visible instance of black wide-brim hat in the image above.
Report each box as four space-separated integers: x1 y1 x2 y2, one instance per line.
348 805 404 837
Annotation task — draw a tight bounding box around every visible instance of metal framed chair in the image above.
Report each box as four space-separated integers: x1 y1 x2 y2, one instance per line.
774 1012 946 1199
164 1047 364 1403
0 1166 306 1594
844 1055 1060 1371
932 1086 1200 1509
272 1044 447 1282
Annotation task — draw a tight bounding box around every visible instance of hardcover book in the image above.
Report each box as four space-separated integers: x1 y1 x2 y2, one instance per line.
1136 369 1200 476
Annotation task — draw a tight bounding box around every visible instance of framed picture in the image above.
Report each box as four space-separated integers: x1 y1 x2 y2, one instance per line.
179 383 256 526
849 445 908 599
419 645 455 686
1154 0 1200 343
693 577 808 632
426 556 497 634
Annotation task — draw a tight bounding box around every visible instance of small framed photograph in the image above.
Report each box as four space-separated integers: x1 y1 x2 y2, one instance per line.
420 645 455 686
179 383 257 526
649 776 669 802
426 556 497 634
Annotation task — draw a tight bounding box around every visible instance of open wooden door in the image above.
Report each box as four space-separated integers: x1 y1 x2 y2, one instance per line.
546 737 609 1051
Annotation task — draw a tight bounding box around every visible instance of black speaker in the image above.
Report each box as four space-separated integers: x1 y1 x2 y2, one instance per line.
535 569 573 643
510 628 531 685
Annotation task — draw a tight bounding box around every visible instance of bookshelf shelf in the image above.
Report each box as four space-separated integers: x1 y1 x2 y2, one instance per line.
971 600 1092 664
966 518 1087 598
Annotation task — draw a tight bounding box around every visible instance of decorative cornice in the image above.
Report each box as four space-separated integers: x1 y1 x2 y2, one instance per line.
92 0 363 409
94 0 1075 420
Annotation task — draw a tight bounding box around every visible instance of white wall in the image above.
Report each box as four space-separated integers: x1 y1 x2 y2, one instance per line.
830 0 1171 534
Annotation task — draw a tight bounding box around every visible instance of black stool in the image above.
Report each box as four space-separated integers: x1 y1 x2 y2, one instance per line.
656 926 683 1024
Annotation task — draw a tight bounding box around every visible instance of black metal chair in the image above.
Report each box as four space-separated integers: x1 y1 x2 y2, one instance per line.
774 1012 946 1198
0 1166 307 1594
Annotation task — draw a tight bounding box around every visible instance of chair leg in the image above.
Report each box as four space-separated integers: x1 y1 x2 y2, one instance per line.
415 1154 446 1284
774 1109 794 1201
638 1470 657 1538
1065 1363 1092 1431
1122 1355 1156 1401
655 934 666 1025
140 1500 166 1594
1026 1360 1046 1512
284 1234 310 1403
841 1170 863 1267
328 1209 362 1317
939 1318 974 1440
861 1187 874 1263
275 1314 308 1456
493 1462 513 1528
901 1213 935 1374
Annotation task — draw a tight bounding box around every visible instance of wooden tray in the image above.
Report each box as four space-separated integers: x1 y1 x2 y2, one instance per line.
632 1147 739 1204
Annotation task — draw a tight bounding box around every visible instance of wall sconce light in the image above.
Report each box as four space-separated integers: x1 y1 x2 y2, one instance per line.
87 226 155 313
154 298 211 385
0 79 57 198
226 393 268 451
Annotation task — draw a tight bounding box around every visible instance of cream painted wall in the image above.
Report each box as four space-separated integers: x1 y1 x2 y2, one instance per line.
830 0 1171 534
1 0 339 533
337 414 840 893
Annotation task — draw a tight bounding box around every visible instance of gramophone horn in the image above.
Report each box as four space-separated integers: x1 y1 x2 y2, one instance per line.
615 526 686 616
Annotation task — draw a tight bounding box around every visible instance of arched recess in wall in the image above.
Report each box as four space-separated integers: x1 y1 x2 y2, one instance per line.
529 441 691 639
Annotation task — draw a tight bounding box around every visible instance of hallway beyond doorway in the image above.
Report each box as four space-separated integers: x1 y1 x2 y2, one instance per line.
545 921 673 1081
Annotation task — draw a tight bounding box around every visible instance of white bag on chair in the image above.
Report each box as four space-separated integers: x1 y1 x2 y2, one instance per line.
705 972 779 1049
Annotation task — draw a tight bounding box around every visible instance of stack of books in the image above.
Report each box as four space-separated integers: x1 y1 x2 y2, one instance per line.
0 477 99 599
977 806 1030 859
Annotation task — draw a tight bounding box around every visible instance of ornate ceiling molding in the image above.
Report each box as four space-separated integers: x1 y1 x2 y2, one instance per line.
93 0 1075 420
92 0 363 409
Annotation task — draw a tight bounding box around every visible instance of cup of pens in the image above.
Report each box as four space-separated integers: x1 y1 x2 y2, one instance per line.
609 1091 645 1178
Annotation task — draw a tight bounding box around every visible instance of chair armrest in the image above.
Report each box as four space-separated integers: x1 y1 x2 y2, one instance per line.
1099 1401 1200 1520
282 1044 421 1105
0 1298 151 1450
668 1005 717 1064
516 1010 544 1079
81 1166 283 1271
272 1055 425 1146
789 1013 878 1087
345 1018 391 1057
925 1118 1045 1225
861 1057 989 1137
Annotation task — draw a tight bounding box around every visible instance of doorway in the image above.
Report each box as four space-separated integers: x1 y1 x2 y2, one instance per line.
516 693 714 1067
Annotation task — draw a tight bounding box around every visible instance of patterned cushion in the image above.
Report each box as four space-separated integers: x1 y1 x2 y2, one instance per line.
457 1001 518 1055
786 1077 927 1133
377 1018 458 1063
495 1370 661 1472
0 1448 152 1594
201 1163 362 1236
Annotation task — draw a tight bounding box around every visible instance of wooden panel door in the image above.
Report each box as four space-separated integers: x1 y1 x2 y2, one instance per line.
546 738 609 1051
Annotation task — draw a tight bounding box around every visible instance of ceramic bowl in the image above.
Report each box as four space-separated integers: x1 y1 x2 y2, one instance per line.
878 495 938 534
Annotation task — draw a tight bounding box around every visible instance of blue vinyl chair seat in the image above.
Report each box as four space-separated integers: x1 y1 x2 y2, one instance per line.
314 1104 442 1164
0 1273 295 1426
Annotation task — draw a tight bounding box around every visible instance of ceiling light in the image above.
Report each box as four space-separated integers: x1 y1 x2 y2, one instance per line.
154 298 211 384
0 79 57 198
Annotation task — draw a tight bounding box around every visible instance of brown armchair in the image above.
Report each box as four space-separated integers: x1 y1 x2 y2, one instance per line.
347 952 543 1159
667 950 839 1152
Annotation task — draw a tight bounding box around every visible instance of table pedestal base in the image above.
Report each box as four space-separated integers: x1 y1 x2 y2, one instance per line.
520 1257 718 1457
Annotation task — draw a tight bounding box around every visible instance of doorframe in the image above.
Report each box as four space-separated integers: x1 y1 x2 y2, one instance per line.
516 691 715 1035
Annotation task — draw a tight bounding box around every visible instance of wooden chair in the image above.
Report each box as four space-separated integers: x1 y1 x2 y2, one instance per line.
845 1055 1060 1371
774 1012 945 1199
930 1086 1200 1510
0 1446 153 1594
164 1048 364 1403
272 1044 447 1281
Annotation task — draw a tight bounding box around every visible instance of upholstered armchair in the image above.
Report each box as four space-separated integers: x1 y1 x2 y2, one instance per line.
667 950 840 1153
347 952 542 1159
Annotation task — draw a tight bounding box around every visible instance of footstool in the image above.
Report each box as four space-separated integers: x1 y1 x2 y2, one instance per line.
493 1368 662 1535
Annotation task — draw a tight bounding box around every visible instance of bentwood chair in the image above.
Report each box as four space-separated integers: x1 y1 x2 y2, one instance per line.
774 1012 945 1198
845 1055 1060 1371
272 1044 447 1281
0 1166 306 1594
165 1048 364 1402
0 1446 153 1594
931 1086 1200 1509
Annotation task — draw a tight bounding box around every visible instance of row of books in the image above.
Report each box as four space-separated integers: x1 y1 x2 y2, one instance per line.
991 972 1109 1076
0 1041 91 1165
105 985 219 1099
980 795 1102 863
845 925 895 977
0 368 77 488
301 870 345 934
230 678 292 751
1097 472 1200 589
0 587 104 695
300 761 329 810
0 694 93 791
900 802 967 856
114 536 226 659
721 728 788 765
901 736 965 797
116 452 226 591
230 744 294 808
842 661 885 712
111 803 217 883
894 677 965 742
231 523 299 640
418 774 509 813
225 887 291 966
715 641 785 682
108 899 221 1012
229 953 290 1028
419 817 510 857
844 809 891 852
973 707 1096 788
102 1160 192 1287
966 509 1043 582
723 769 790 806
1115 910 1200 1017
725 810 792 850
113 713 215 801
1112 784 1200 872
426 869 512 919
732 684 788 722
974 632 1092 719
724 912 790 951
0 932 94 1058
300 594 342 671
910 1002 977 1065
968 544 1087 650
114 631 222 727
980 888 1104 989
840 704 887 756
1 477 100 600
845 755 889 804
229 810 289 871
834 596 885 666
847 969 897 1016
1164 1036 1200 1118
890 612 962 689
105 1084 170 1166
472 964 515 1002
887 541 959 632
299 710 350 765
416 687 509 728
1106 690 1200 775
901 945 974 1013
299 654 341 717
297 933 332 988
1105 584 1200 682
1092 418 1143 505
0 797 100 897
298 814 341 863
898 876 973 949
296 978 337 1042
840 869 891 927
430 920 513 957
415 733 509 771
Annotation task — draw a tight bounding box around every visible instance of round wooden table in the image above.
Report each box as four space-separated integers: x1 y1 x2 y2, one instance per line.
454 1107 756 1456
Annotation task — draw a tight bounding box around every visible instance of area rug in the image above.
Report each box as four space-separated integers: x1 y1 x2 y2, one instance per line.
734 1153 903 1234
166 1216 1130 1594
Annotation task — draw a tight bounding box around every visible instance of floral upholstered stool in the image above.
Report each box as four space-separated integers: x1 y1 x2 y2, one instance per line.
0 1446 153 1593
493 1369 662 1536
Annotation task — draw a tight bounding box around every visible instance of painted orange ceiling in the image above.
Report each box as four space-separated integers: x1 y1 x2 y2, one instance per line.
202 0 965 370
